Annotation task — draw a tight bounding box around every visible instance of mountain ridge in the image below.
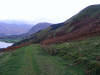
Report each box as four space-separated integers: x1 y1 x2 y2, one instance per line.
12 4 100 45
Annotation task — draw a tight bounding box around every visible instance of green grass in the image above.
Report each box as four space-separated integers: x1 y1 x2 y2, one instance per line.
0 38 21 43
0 44 86 75
1 35 99 75
44 36 100 75
0 36 100 75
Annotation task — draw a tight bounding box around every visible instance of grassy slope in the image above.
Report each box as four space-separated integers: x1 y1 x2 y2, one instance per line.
44 36 100 75
16 5 100 45
0 44 85 75
0 36 100 75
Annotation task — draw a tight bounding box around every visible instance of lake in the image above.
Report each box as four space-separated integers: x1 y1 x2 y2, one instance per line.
0 41 13 48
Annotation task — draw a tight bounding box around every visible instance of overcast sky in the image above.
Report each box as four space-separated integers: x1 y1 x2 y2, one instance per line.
0 0 100 24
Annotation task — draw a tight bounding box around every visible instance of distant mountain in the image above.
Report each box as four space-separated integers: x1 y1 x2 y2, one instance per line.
0 21 32 37
27 22 52 35
0 22 52 42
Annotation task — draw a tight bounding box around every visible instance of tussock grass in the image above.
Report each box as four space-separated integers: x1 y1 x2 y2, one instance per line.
42 36 100 75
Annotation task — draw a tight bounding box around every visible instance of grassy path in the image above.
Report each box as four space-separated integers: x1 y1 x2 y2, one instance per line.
18 46 37 75
0 44 85 75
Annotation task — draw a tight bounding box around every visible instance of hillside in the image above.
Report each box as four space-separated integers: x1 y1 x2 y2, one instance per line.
27 22 52 35
40 4 100 44
0 4 100 75
0 44 83 75
13 4 100 45
0 36 100 75
42 36 100 75
0 22 52 43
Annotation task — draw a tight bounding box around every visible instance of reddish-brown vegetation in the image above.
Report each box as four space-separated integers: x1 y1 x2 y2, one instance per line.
42 17 100 45
0 41 33 52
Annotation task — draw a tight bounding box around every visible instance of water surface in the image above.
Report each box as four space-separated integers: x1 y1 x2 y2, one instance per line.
0 41 13 48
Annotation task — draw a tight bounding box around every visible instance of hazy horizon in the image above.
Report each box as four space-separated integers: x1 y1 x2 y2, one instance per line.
0 0 100 24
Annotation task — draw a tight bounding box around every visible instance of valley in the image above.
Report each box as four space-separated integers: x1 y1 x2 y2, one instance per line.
0 4 100 75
